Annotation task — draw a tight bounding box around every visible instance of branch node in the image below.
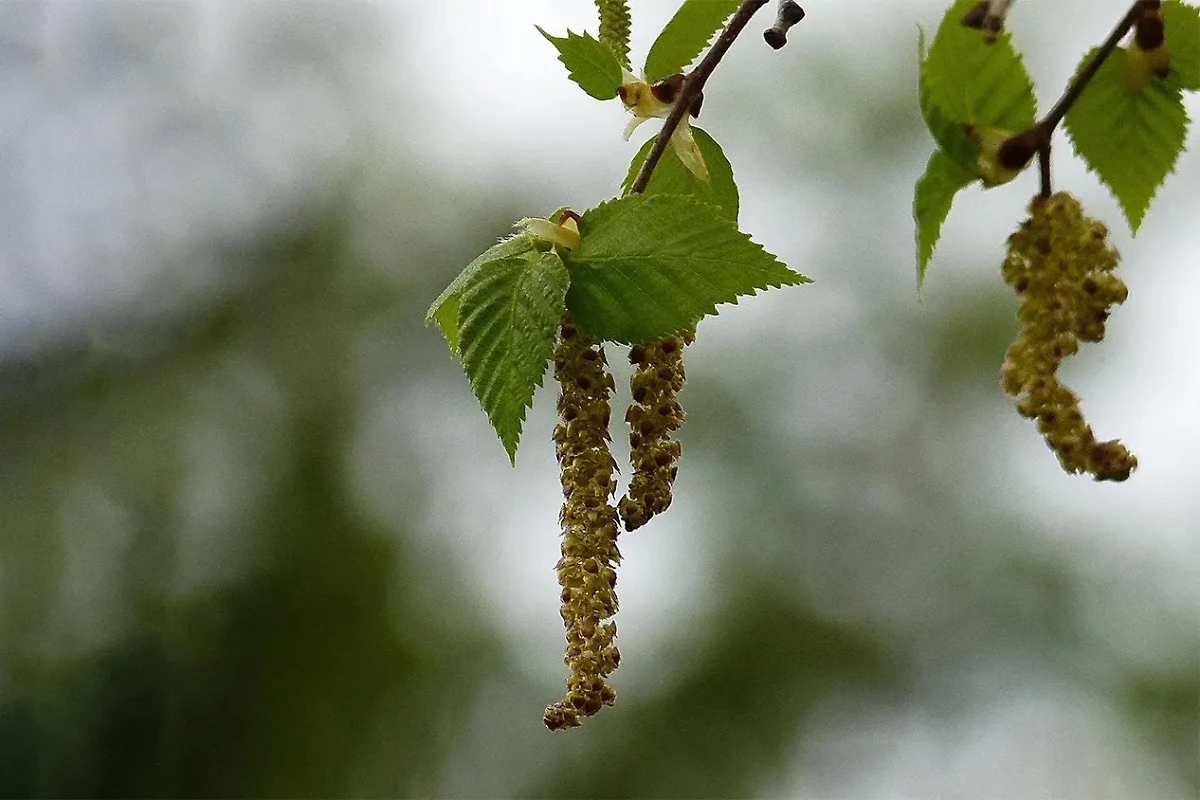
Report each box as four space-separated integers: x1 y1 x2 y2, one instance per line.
763 1 805 50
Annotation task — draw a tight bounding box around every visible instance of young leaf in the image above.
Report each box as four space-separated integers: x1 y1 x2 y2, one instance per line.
564 194 810 344
1164 0 1200 90
536 27 623 101
595 0 633 70
917 28 977 172
643 0 740 82
914 150 975 286
457 250 571 463
1065 47 1190 232
920 0 1036 157
620 126 739 221
426 235 537 353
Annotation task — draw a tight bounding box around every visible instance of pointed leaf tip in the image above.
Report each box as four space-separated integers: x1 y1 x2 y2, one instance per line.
914 149 975 287
1065 46 1188 233
537 26 623 101
456 250 570 462
565 194 809 344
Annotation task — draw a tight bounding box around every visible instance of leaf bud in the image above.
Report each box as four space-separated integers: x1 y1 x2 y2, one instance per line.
997 128 1043 171
1135 6 1167 55
967 125 1034 188
1128 5 1171 91
962 1 989 29
649 73 685 105
518 214 580 251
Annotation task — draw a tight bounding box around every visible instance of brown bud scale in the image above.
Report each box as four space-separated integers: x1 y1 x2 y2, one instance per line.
650 73 685 105
1136 10 1166 52
998 129 1043 171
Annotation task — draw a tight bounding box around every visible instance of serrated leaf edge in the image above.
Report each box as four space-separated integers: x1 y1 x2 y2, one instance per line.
566 194 809 343
535 25 622 101
457 252 569 462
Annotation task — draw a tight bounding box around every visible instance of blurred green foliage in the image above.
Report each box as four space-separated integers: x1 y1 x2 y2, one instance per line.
0 191 1191 798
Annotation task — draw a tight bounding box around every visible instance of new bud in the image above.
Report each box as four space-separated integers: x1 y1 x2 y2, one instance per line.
967 125 1037 188
1128 5 1171 90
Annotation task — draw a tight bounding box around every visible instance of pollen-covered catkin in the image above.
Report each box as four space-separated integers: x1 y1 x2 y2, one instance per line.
1000 193 1136 481
594 0 632 69
543 315 622 731
618 331 694 531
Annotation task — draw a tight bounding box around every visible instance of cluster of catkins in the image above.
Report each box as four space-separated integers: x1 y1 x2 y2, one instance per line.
544 317 690 730
1000 192 1136 481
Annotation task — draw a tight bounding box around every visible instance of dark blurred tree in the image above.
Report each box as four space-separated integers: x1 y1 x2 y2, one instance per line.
0 209 507 798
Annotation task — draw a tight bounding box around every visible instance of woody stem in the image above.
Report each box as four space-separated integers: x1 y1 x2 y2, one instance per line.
628 0 770 195
1035 0 1155 196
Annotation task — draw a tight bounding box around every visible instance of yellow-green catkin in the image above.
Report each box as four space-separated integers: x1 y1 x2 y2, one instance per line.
595 0 632 69
544 315 622 731
1000 193 1136 481
618 331 693 531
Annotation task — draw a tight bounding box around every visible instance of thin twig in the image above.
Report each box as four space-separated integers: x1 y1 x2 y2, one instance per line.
629 0 770 195
1039 0 1152 134
1033 0 1155 194
1037 143 1052 198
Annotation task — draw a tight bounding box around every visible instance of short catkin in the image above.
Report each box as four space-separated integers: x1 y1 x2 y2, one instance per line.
1000 193 1136 481
618 330 694 531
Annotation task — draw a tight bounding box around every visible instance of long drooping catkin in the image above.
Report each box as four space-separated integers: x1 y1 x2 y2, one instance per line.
543 315 622 731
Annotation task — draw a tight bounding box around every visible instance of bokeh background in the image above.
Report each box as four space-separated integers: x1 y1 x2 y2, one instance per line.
0 0 1196 797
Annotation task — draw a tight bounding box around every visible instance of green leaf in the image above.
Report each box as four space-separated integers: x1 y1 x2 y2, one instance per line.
426 235 537 353
920 0 1036 169
620 126 739 221
1164 0 1200 90
457 250 570 463
536 27 623 100
913 149 975 286
564 195 809 344
643 0 740 82
1064 47 1190 232
917 28 977 172
595 0 633 70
